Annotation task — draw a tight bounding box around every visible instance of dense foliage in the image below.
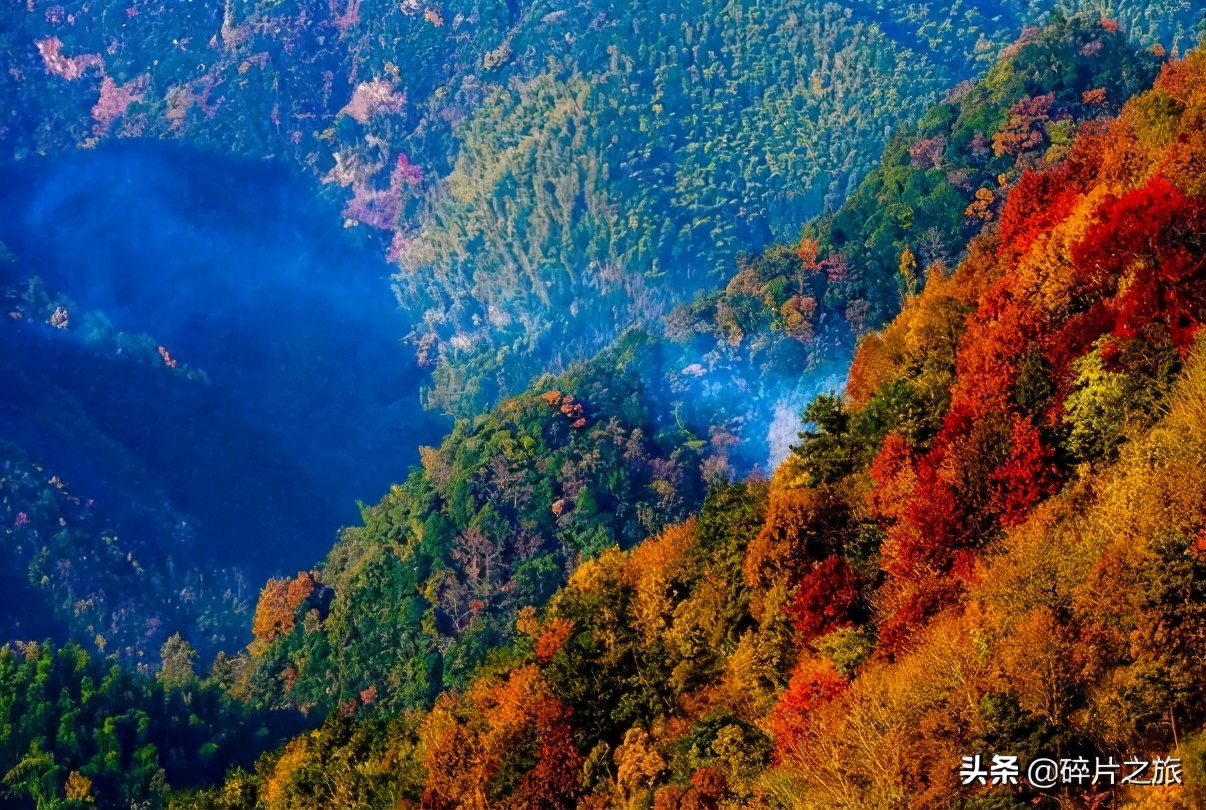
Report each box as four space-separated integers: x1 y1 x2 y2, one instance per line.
387 15 1172 477
237 331 717 716
6 5 1206 810
2 0 1198 413
669 15 1163 384
191 35 1206 808
0 638 301 810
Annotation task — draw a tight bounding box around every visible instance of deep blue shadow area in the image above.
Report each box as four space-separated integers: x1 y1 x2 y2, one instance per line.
0 141 448 595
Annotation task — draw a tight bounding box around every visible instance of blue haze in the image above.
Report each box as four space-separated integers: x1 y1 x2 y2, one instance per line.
0 142 448 598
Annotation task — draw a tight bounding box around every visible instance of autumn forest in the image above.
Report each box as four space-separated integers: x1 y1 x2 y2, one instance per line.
3 0 1206 808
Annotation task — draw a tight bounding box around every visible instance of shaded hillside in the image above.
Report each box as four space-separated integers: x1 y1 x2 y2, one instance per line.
1 146 448 517
0 146 448 664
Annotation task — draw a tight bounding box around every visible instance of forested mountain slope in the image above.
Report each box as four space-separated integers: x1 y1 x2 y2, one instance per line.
0 272 318 662
174 33 1206 810
3 0 1198 412
209 17 1182 732
664 14 1166 466
0 14 1175 677
4 5 1206 810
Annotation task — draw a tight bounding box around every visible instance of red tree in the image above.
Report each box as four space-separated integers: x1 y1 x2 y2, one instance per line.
786 555 862 643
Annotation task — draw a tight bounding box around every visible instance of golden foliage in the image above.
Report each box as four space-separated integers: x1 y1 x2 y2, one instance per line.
844 333 896 407
769 610 988 809
845 267 970 408
65 771 93 804
566 546 626 596
251 572 316 650
744 485 852 591
621 518 697 644
420 664 582 807
614 726 667 799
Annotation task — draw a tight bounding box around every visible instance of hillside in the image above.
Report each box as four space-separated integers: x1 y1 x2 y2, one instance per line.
2 0 1198 415
3 5 1206 810
207 16 1179 724
663 14 1166 467
234 331 714 716
0 14 1170 677
0 149 449 666
174 34 1206 810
